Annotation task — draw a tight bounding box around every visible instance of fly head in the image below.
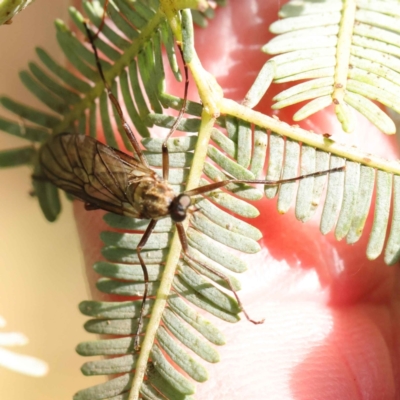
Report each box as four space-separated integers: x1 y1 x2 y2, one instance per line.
169 194 191 223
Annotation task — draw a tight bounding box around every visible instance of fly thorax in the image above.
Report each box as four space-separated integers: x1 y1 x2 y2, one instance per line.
133 177 176 219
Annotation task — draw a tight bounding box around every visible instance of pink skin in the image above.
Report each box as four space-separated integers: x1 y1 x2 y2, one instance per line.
74 1 400 399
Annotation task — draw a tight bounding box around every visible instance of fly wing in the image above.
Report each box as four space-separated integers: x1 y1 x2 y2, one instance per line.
39 133 156 217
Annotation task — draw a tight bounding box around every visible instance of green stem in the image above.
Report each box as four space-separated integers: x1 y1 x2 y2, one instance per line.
128 110 215 400
333 0 356 103
160 0 182 42
160 0 209 41
164 3 223 118
220 98 400 175
187 52 223 118
332 0 356 132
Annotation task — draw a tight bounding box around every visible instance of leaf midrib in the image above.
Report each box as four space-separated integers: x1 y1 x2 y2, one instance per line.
129 111 216 400
221 98 400 175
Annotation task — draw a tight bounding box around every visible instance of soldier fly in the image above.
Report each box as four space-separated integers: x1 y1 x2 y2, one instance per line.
38 21 344 349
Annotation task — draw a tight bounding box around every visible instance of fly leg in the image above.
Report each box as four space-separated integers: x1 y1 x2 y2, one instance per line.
162 45 189 181
91 0 109 40
135 218 158 350
175 222 265 325
31 174 48 182
83 22 149 168
84 203 100 211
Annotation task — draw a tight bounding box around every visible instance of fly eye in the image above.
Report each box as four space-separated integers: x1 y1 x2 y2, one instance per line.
178 194 191 210
170 207 186 222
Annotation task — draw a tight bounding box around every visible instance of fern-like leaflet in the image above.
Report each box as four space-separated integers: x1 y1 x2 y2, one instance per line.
40 17 344 398
1 1 400 399
0 0 34 25
254 0 400 135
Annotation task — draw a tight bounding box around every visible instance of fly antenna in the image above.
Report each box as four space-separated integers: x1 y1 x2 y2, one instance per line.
183 166 346 197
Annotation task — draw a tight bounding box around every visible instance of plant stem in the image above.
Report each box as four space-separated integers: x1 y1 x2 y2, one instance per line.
187 51 223 117
220 98 400 174
128 110 215 400
333 0 356 103
333 0 357 132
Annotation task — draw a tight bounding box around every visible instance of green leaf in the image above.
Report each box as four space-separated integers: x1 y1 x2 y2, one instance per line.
0 146 36 168
0 0 34 25
260 0 400 134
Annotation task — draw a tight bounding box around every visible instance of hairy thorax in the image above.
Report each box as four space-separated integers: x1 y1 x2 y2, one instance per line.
129 176 176 220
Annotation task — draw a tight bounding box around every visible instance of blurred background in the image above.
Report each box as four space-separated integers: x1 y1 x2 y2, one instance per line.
0 1 104 398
